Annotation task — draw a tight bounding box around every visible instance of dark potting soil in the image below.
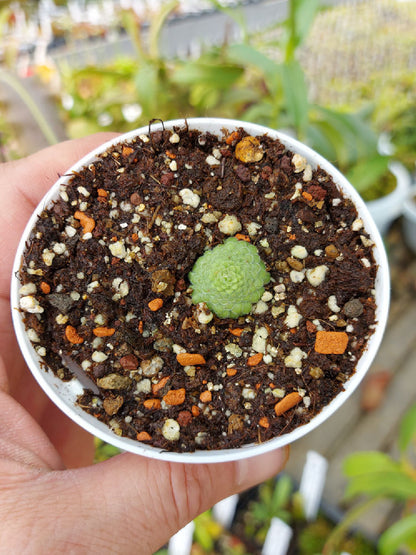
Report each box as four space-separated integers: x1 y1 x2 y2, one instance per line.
18 124 377 452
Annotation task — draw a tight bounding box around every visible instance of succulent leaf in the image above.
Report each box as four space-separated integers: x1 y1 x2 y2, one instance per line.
189 237 270 319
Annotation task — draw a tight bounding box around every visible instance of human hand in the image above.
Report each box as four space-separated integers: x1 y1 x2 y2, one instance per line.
0 135 288 553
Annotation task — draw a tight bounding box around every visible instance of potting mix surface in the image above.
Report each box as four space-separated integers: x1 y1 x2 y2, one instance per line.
18 125 377 452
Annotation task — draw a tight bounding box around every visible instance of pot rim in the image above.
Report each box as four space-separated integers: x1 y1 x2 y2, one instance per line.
403 184 416 219
10 117 391 463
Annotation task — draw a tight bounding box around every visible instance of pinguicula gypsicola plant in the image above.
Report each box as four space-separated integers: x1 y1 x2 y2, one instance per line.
189 237 271 319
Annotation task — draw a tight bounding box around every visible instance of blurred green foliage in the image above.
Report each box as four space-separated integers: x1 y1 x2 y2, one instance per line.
58 0 409 201
324 403 416 555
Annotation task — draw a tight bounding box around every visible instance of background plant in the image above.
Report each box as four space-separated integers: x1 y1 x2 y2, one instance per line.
323 403 416 555
58 0 397 200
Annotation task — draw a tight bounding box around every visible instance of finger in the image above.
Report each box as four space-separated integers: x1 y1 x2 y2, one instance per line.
0 386 64 472
35 447 289 553
2 132 120 207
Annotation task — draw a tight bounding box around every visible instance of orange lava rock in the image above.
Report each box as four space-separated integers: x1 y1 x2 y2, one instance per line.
259 416 270 428
40 281 51 294
152 376 170 395
136 431 152 441
225 130 240 144
229 328 244 337
235 233 251 242
274 392 302 417
74 210 95 234
65 325 84 344
191 405 200 417
199 390 212 403
315 331 349 354
93 327 115 337
163 388 186 406
143 399 161 410
148 298 164 311
176 353 206 366
247 353 263 366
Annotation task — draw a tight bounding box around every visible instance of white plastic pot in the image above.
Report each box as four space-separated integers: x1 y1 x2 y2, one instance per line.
10 118 390 464
366 161 412 236
402 184 416 255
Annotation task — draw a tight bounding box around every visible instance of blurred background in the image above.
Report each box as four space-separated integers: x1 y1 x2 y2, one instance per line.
1 1 416 553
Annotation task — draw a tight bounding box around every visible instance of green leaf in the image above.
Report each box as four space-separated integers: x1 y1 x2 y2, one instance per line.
134 62 160 115
284 0 321 62
149 0 180 59
272 475 293 513
311 106 380 168
399 403 416 453
292 0 321 50
346 154 390 195
306 122 339 162
207 0 248 41
279 60 309 138
241 101 276 127
228 44 280 91
172 61 243 88
379 514 416 555
344 451 399 477
345 471 416 501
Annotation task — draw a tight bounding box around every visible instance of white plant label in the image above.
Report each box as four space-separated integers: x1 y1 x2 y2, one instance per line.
299 450 328 521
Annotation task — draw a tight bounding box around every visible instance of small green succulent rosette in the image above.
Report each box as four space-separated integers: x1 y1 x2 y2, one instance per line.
189 237 271 319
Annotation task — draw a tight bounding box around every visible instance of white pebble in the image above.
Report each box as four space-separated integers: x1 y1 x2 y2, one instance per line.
42 249 55 267
179 188 200 208
201 213 218 224
135 379 152 394
306 265 329 287
77 186 90 197
206 154 221 166
290 270 305 283
162 419 180 441
218 214 241 235
284 347 307 368
246 222 261 236
292 153 307 173
81 360 91 370
19 283 37 295
20 295 44 314
252 326 269 353
253 300 268 314
303 164 313 182
242 388 256 400
291 245 308 259
225 343 243 358
27 328 40 342
109 241 126 259
328 295 341 313
285 305 302 328
56 314 69 325
352 218 364 231
92 351 108 363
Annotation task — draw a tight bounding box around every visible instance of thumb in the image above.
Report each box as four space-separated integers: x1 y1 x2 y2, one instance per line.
35 447 289 553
